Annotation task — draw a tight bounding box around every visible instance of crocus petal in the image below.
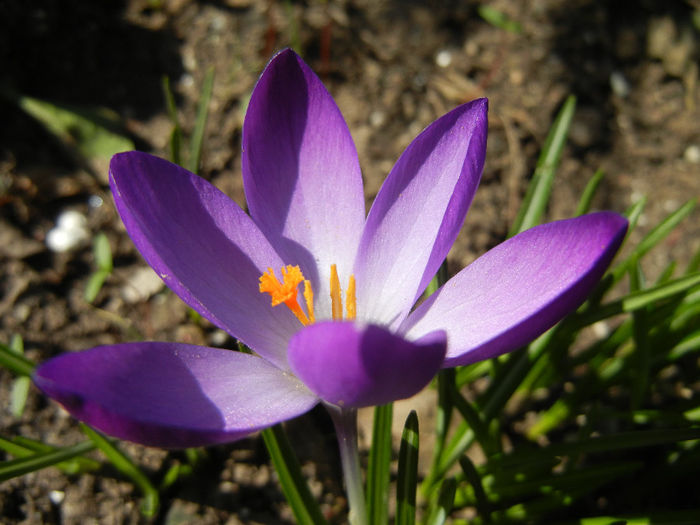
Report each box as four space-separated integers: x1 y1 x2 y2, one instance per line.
355 99 488 328
242 49 365 316
34 343 319 448
403 212 628 367
110 152 299 369
287 321 446 407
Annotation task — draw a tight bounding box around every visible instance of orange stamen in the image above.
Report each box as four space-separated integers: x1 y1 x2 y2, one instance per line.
259 266 311 325
330 264 342 320
346 275 356 320
260 264 356 324
303 280 315 323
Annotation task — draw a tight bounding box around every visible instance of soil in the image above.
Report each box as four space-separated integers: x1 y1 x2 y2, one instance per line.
1 0 699 523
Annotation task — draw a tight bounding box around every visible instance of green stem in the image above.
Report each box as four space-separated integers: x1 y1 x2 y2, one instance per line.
326 404 368 525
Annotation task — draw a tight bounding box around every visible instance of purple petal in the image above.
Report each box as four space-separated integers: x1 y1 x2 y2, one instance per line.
34 343 319 448
288 321 446 407
242 49 365 316
110 151 301 369
354 99 488 328
403 212 628 367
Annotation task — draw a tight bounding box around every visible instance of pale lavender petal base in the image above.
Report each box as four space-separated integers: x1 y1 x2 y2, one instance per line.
287 321 446 407
242 49 365 316
403 212 628 367
110 152 299 370
34 343 319 448
355 99 488 329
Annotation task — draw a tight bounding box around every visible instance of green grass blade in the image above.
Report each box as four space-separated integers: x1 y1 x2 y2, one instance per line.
426 329 558 489
624 272 700 311
669 329 700 360
188 67 215 174
633 199 696 259
491 427 700 471
612 199 696 282
94 232 113 271
80 424 159 517
84 270 109 304
10 377 30 418
366 403 393 525
425 477 457 525
508 95 576 237
0 342 36 376
575 169 605 216
0 436 100 474
573 271 700 328
630 260 651 408
161 75 183 166
687 244 700 273
8 335 29 416
425 260 449 297
396 411 419 525
16 95 134 161
576 510 700 525
262 424 328 525
459 456 491 521
477 5 522 33
429 369 455 474
625 196 647 229
284 0 302 54
449 383 496 456
0 440 95 482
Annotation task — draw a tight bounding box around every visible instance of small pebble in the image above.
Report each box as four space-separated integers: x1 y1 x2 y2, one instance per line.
210 13 226 32
610 71 630 98
592 321 610 339
369 110 385 128
57 210 87 230
683 144 700 164
46 210 89 252
88 195 104 208
435 49 453 68
210 330 229 346
180 73 195 89
49 490 65 504
122 267 165 303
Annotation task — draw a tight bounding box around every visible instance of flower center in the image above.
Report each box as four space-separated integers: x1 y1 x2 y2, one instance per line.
259 264 356 325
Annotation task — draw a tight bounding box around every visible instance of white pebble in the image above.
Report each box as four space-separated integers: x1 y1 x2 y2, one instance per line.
180 73 195 89
610 71 630 97
591 321 610 338
56 210 87 230
88 195 104 208
369 110 386 128
683 144 700 164
210 330 229 346
435 49 453 68
121 266 165 303
46 211 89 252
49 490 65 504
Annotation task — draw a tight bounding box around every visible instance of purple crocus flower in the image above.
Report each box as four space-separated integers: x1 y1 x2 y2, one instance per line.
34 50 627 450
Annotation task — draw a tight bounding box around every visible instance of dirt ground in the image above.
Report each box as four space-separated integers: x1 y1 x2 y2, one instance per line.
1 0 699 523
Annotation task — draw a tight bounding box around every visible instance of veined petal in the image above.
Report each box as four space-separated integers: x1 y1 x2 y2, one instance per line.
110 152 298 369
403 212 628 367
34 343 319 448
288 321 446 407
355 99 487 328
242 49 365 316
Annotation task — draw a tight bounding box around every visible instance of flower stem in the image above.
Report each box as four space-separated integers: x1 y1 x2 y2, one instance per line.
326 404 368 525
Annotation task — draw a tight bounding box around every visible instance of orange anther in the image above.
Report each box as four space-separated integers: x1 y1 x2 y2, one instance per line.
259 266 311 325
346 275 356 320
330 264 342 320
260 264 356 325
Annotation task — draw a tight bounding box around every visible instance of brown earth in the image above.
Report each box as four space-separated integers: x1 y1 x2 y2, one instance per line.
1 0 699 523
